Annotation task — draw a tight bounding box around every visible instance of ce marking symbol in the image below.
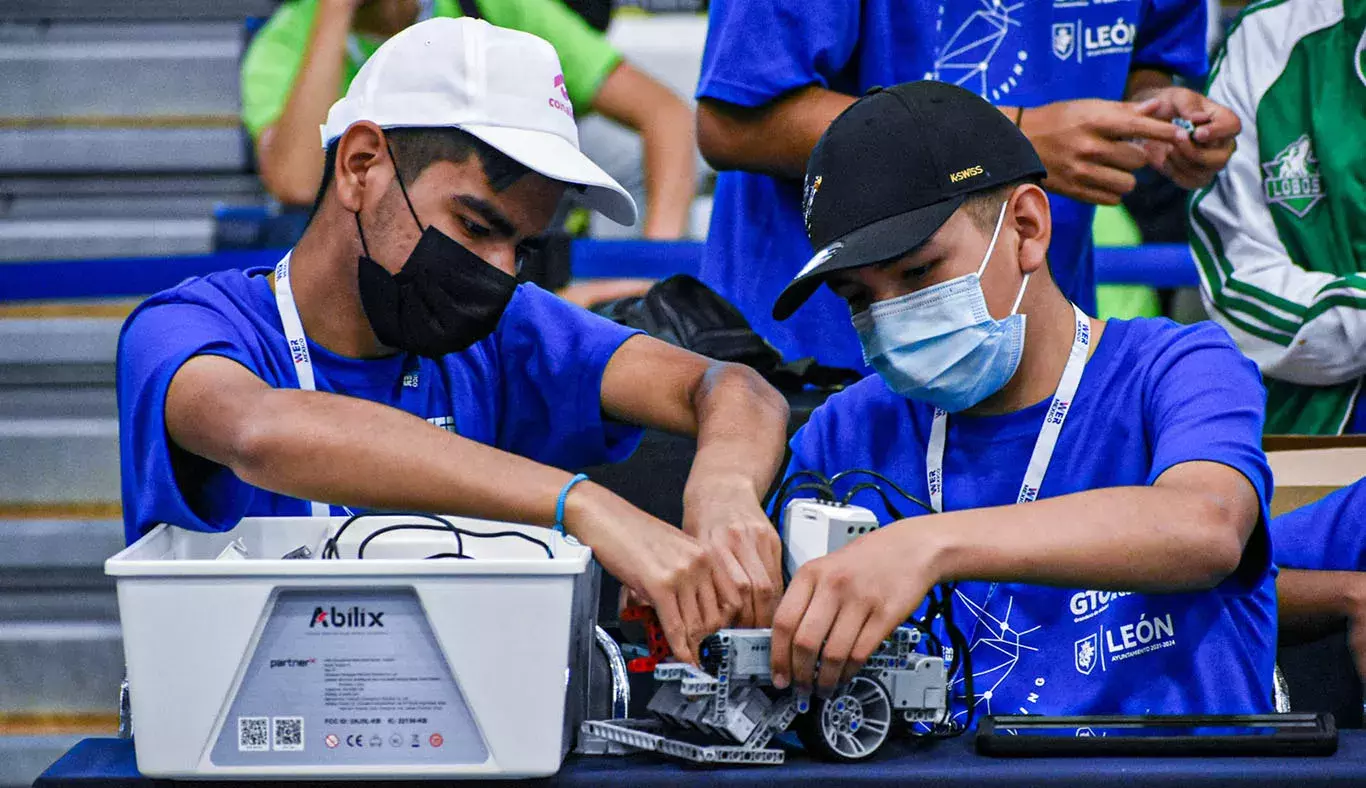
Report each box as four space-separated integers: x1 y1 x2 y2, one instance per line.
345 733 366 748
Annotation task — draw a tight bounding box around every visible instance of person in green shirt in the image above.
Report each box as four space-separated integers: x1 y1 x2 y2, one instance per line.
1188 0 1366 436
242 0 697 244
1189 0 1366 709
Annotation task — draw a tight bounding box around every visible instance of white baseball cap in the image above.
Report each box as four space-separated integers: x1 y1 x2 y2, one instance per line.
320 16 637 226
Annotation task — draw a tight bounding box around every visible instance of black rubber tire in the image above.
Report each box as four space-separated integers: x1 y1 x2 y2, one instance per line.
794 676 893 762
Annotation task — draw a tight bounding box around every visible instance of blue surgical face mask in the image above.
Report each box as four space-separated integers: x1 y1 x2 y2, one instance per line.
852 201 1030 413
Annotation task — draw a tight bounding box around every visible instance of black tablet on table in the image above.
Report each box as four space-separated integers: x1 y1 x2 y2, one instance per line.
976 713 1338 757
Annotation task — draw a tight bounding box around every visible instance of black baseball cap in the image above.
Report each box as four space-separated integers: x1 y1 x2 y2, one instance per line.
772 80 1047 321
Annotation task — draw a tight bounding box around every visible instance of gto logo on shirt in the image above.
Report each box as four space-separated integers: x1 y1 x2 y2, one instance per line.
1069 589 1131 622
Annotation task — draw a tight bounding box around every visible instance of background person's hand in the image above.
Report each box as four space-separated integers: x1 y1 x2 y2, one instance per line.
1020 98 1184 206
1342 578 1366 685
321 0 367 17
683 486 784 628
1128 87 1240 190
770 524 937 696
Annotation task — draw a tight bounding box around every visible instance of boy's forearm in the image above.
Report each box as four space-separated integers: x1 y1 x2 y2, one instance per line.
908 484 1251 592
234 388 590 528
1278 569 1362 644
683 364 789 507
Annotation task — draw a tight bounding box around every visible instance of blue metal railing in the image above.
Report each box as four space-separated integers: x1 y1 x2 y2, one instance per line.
0 242 1199 303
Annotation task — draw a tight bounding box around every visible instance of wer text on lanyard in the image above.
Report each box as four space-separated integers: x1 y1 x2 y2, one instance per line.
927 304 1092 513
274 253 334 518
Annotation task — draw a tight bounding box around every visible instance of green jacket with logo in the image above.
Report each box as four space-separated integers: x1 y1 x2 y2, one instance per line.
1188 0 1366 434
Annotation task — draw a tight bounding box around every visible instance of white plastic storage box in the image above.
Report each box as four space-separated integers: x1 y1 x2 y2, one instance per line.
106 515 598 779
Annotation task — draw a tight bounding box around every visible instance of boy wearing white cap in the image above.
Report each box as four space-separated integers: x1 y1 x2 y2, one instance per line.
116 18 788 664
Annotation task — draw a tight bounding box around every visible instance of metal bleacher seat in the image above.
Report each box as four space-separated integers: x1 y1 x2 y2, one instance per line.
0 1 274 783
0 0 275 263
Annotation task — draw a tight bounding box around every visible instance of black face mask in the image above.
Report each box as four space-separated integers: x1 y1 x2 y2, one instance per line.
355 157 518 358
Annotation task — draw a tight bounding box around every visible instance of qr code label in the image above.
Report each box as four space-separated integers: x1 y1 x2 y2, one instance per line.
273 716 304 751
237 717 269 751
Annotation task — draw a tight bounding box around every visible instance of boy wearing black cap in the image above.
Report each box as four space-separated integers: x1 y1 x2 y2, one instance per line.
768 81 1276 723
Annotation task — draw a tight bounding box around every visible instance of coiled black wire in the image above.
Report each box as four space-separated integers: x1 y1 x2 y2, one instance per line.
322 511 552 560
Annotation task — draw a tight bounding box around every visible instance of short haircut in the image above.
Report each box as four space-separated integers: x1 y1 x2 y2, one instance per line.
310 126 531 216
960 177 1041 233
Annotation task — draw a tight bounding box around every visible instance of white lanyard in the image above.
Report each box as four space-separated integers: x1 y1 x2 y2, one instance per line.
347 0 435 67
273 252 331 518
927 304 1091 513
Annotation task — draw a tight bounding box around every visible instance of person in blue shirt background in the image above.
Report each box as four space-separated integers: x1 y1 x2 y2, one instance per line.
1273 479 1366 682
764 82 1274 723
696 0 1240 373
116 18 790 665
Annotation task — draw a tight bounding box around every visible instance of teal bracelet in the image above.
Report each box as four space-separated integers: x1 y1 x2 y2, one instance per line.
554 474 590 534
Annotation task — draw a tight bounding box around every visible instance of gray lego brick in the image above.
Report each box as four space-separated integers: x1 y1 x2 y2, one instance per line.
581 719 786 765
0 127 248 175
0 735 88 788
0 217 215 261
0 23 242 118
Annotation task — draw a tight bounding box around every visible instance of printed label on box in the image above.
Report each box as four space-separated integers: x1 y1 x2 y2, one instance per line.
209 589 488 766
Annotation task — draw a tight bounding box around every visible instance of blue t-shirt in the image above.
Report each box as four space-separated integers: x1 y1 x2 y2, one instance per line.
116 266 644 545
783 317 1276 722
1270 478 1366 571
697 0 1208 372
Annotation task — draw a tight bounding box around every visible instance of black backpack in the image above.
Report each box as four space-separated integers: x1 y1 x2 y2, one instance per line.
591 275 860 392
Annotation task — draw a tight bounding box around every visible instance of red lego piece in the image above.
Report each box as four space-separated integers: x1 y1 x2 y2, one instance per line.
621 605 672 673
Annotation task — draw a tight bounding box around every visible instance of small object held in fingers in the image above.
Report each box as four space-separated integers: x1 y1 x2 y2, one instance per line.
1172 116 1196 135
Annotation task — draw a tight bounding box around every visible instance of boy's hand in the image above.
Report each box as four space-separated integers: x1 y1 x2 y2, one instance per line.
684 482 783 628
770 524 938 695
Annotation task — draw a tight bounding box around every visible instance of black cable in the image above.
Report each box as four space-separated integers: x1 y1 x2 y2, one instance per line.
827 469 935 515
325 511 553 561
783 482 839 500
839 482 906 522
765 470 835 522
425 553 475 560
450 528 553 559
942 602 975 737
359 524 554 560
325 512 463 559
921 580 973 739
357 524 466 560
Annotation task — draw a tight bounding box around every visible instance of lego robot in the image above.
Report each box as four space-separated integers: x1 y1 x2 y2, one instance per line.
580 499 950 764
580 625 947 764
